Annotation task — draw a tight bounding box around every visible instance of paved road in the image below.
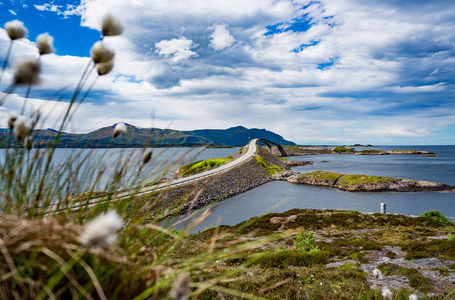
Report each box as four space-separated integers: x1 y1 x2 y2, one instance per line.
54 139 260 211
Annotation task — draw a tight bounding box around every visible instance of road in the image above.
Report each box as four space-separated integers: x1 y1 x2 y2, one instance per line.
53 138 260 211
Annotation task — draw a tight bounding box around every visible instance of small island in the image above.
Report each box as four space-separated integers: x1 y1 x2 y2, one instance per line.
287 171 454 192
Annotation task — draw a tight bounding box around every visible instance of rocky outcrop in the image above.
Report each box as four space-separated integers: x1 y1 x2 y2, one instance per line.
289 171 455 192
355 150 389 155
281 160 313 168
271 146 329 157
389 150 435 155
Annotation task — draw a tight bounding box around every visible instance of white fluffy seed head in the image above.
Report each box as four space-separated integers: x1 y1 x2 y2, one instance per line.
101 14 123 37
13 116 29 141
113 122 127 138
36 32 55 55
169 274 191 300
4 20 27 40
80 210 123 248
409 294 418 300
382 287 393 299
14 59 40 85
8 112 18 130
373 268 382 279
96 60 114 76
90 41 115 63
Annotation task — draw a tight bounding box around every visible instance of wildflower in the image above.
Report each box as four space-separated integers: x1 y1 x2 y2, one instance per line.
4 20 27 40
143 150 152 164
96 60 114 76
113 122 127 138
36 32 55 55
409 294 418 300
90 41 115 63
80 210 123 248
101 14 123 37
373 268 382 279
25 137 33 151
169 273 191 300
14 59 40 85
13 116 29 141
8 112 18 130
382 287 392 299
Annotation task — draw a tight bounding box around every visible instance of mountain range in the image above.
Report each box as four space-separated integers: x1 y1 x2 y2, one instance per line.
1 124 295 148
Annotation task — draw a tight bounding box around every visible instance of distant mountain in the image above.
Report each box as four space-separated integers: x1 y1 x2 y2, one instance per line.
2 124 295 148
186 126 295 146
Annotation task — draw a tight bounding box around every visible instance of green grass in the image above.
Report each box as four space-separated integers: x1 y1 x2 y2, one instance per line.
332 147 355 153
357 150 387 154
336 174 395 186
177 157 232 176
300 171 343 181
254 155 283 176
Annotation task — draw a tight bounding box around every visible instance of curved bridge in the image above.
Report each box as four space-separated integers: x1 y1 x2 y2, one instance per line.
50 138 287 212
258 139 288 156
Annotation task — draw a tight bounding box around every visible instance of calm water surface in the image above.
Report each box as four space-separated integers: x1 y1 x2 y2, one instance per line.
172 145 455 233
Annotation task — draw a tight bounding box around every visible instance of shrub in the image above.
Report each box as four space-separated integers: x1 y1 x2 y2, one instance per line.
419 210 451 227
294 231 319 253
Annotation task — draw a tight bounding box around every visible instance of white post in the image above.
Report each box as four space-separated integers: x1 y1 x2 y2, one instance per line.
380 202 386 214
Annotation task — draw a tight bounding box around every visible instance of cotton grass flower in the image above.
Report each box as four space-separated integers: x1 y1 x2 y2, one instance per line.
25 137 33 151
8 112 18 130
143 151 152 164
13 116 29 141
382 287 393 299
36 32 55 55
14 59 40 85
409 294 418 300
80 210 123 248
90 41 115 63
4 20 27 40
96 60 114 76
169 273 191 300
113 122 127 138
101 14 123 37
373 268 382 279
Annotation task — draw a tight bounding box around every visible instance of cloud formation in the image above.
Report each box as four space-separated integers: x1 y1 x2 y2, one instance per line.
209 24 235 50
155 37 198 63
0 0 454 144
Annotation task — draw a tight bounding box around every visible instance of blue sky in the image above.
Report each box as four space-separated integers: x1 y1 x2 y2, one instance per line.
1 0 455 145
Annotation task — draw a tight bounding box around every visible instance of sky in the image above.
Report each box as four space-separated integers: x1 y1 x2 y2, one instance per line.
0 0 455 145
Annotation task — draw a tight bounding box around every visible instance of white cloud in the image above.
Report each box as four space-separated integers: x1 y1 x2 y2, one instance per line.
1 0 455 144
34 3 81 18
209 24 235 50
9 9 17 15
155 37 198 63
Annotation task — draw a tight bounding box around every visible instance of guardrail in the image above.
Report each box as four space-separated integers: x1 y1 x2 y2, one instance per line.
48 140 259 212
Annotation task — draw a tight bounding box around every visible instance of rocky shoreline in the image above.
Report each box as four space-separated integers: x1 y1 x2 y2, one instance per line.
283 171 455 192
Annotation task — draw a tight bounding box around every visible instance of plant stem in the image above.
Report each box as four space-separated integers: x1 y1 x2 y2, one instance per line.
0 41 13 85
20 84 32 115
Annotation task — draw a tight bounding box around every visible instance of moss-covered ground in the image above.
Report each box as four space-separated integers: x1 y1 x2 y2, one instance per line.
183 209 455 299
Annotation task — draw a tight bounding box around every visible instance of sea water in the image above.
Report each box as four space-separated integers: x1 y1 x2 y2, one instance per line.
173 145 455 233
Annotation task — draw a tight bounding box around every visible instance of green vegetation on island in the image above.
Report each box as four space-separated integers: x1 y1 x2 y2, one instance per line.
356 149 388 155
176 157 232 177
336 174 394 186
332 146 355 153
